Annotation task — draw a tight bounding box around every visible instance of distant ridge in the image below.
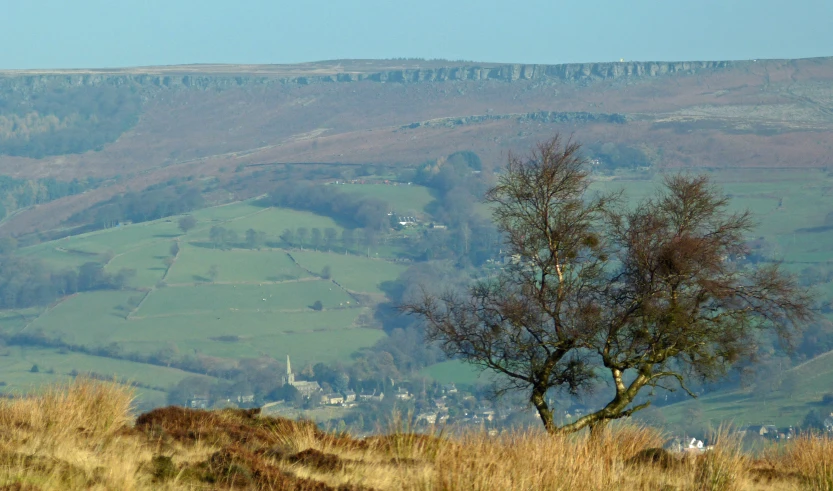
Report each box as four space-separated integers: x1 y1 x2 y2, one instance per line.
0 58 747 88
2 55 833 236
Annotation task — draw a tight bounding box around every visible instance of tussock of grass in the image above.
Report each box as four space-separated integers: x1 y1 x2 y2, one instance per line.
0 379 145 490
0 380 832 489
760 434 833 490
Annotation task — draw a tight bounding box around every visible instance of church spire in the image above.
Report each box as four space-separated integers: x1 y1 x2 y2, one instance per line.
285 355 294 385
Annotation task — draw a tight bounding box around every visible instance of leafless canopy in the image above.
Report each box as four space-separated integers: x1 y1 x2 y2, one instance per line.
404 135 814 434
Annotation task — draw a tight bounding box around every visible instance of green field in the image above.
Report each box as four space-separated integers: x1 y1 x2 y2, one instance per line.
136 281 354 316
28 220 180 258
105 239 174 288
0 347 203 389
165 246 310 284
188 201 264 222
0 346 212 408
16 245 99 270
24 286 375 353
27 290 137 345
212 207 344 240
290 251 407 294
0 196 409 404
0 309 39 334
338 183 434 215
177 327 385 364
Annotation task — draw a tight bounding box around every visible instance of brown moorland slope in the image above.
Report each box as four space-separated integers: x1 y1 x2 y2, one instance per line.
3 379 833 490
1 57 832 235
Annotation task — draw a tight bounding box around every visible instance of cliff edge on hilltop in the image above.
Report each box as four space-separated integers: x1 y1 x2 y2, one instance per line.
1 56 833 236
0 58 744 90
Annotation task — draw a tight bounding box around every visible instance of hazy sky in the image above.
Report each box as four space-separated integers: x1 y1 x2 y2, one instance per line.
2 0 831 69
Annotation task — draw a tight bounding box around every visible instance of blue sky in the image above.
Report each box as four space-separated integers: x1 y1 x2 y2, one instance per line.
1 0 831 69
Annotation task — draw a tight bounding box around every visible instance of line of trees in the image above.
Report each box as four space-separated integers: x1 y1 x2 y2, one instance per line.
403 151 501 265
264 181 389 230
203 224 373 253
69 182 205 229
583 141 654 171
205 227 270 250
0 85 142 158
208 226 238 249
280 227 360 251
0 176 100 220
0 257 135 309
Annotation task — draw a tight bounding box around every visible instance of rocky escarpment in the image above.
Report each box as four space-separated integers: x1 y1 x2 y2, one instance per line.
0 60 737 93
401 111 628 129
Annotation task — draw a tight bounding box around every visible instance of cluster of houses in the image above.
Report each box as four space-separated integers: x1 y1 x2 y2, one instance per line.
659 423 799 454
484 252 524 267
383 211 453 232
411 383 507 431
185 355 530 433
740 424 796 441
330 179 407 186
282 355 399 408
282 356 322 398
395 215 419 227
315 388 385 406
663 437 714 454
187 393 254 410
279 359 508 430
187 356 389 410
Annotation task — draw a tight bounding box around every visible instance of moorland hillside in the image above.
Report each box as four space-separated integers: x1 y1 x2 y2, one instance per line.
3 379 833 490
1 56 833 235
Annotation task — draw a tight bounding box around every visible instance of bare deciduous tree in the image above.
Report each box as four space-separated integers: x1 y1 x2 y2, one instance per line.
405 136 616 432
404 135 814 434
562 174 814 433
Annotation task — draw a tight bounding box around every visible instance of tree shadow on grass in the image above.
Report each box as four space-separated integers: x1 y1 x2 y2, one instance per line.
189 241 228 250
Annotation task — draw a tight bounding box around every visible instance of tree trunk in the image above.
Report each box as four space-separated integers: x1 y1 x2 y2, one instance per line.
588 418 609 439
556 370 652 434
557 409 607 435
531 388 555 434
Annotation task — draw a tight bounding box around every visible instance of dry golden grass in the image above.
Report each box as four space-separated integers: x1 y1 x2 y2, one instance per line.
0 379 831 490
0 378 148 490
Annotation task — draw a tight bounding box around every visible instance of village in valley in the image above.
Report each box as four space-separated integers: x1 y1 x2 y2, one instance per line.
186 355 523 436
184 353 821 447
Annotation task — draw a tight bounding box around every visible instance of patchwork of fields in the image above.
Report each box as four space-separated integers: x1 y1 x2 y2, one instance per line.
0 194 413 403
4 171 833 419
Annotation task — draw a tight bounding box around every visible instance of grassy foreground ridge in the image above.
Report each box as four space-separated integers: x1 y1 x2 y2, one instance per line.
2 380 833 490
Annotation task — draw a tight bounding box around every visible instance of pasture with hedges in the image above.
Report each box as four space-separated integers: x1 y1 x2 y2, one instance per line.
0 192 415 404
3 170 833 424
